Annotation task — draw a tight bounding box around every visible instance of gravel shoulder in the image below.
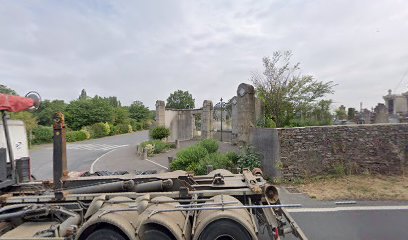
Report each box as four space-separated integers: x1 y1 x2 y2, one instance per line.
286 175 408 201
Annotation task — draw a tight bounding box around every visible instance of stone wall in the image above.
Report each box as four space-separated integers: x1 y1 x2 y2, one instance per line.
278 124 408 178
252 124 408 179
156 100 213 141
164 110 194 142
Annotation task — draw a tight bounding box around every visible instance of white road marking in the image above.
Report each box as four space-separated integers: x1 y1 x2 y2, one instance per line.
286 205 408 213
145 159 169 170
89 145 128 173
67 144 128 151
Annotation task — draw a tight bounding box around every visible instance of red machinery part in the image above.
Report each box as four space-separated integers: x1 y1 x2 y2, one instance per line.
0 94 35 112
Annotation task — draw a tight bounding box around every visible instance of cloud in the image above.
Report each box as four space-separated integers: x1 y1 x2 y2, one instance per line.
1 0 408 110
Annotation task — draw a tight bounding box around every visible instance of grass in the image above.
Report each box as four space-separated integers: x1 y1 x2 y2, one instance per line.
287 175 408 201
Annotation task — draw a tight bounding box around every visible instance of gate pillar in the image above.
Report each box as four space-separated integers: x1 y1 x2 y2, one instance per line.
201 100 213 139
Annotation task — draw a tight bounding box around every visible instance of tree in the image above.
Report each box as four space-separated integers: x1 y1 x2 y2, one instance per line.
166 90 195 109
65 98 114 130
251 51 335 127
79 89 87 100
128 101 150 122
104 96 121 108
113 107 130 125
0 84 17 95
311 99 333 125
335 105 347 120
34 99 67 126
347 107 357 121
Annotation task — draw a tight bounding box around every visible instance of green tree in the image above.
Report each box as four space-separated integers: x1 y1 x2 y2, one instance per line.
335 105 347 120
347 107 357 121
79 89 87 100
65 98 114 130
128 101 150 122
251 51 335 127
0 84 17 95
113 107 130 125
104 96 121 108
34 100 67 126
166 90 195 109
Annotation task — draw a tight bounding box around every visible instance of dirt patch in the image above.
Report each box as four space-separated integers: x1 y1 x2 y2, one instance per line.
292 175 408 201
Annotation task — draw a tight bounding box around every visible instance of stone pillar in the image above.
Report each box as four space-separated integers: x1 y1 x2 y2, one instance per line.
374 103 389 123
155 100 166 126
255 98 264 124
201 100 213 139
236 83 256 144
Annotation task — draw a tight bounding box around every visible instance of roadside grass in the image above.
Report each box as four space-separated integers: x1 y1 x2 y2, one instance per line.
285 175 408 201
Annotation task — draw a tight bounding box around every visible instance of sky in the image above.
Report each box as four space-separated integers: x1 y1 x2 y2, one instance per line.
1 0 408 110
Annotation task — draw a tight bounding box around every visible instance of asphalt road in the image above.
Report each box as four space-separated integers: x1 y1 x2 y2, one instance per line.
30 130 150 179
278 187 408 240
288 209 408 240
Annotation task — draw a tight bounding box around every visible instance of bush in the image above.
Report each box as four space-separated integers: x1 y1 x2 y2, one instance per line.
107 122 115 136
194 152 234 175
256 116 276 128
199 139 219 153
182 152 235 175
90 122 110 138
225 151 239 165
152 141 169 154
237 146 262 170
114 124 132 134
66 130 88 142
170 145 208 171
32 126 53 144
80 127 92 139
150 126 170 140
130 120 143 131
170 141 238 175
143 120 153 130
140 140 176 155
144 144 155 156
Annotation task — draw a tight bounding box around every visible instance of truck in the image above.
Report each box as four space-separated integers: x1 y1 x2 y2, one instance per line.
0 92 308 240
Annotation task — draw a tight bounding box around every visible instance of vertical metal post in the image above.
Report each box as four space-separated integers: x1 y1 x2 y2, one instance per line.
220 98 223 142
53 112 67 190
1 111 15 181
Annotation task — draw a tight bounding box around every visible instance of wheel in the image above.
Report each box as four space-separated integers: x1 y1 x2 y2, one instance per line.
143 229 174 240
141 224 175 240
85 229 127 240
198 219 252 240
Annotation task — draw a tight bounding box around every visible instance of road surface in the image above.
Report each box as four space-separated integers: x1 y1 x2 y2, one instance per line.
279 187 408 240
30 131 151 179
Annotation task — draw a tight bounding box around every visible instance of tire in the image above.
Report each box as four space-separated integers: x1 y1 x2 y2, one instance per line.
143 228 174 240
85 229 127 240
141 224 175 240
198 219 252 240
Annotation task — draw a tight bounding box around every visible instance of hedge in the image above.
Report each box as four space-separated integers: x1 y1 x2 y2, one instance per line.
66 130 88 142
114 124 132 134
90 122 110 138
32 126 53 144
